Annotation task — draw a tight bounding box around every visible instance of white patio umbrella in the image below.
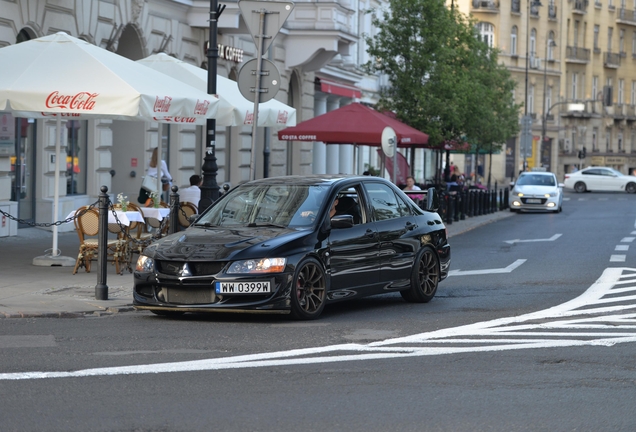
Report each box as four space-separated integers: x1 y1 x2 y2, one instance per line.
0 32 221 265
137 53 296 127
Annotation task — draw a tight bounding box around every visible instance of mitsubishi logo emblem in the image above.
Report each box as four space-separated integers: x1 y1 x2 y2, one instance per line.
179 263 192 277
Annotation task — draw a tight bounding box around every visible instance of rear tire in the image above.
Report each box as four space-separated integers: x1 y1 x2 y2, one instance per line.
626 182 636 193
574 182 587 193
400 247 439 303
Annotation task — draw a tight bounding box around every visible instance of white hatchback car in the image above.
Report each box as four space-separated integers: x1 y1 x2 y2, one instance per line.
509 170 563 213
564 166 636 193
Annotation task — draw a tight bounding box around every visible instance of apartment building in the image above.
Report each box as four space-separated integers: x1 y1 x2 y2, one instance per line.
456 0 636 180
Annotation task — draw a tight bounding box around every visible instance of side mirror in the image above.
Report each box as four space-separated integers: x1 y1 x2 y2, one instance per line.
330 215 354 229
425 187 440 212
188 214 199 224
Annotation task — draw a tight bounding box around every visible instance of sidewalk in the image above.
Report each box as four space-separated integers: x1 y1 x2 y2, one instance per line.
0 210 514 318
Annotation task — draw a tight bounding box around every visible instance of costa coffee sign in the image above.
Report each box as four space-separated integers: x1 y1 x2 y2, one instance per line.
45 91 98 110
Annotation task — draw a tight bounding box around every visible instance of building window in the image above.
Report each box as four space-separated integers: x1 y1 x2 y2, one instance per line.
593 76 599 100
574 21 580 47
620 29 626 54
606 128 612 152
619 79 625 104
511 26 518 55
608 28 614 51
548 31 556 60
632 81 636 105
529 85 535 114
530 28 537 57
594 25 600 51
593 128 598 151
546 86 553 115
66 120 87 195
631 131 636 153
618 132 624 151
633 31 636 56
572 73 578 99
476 22 495 48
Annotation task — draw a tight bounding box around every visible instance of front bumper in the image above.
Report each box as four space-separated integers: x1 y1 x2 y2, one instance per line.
509 196 560 211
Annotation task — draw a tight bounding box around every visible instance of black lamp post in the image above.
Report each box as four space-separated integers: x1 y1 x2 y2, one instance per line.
521 0 542 172
199 0 226 212
541 38 557 169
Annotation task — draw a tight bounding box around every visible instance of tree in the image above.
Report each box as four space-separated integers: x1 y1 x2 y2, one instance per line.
365 0 520 185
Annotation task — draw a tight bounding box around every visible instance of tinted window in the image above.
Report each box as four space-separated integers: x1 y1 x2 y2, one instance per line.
583 169 601 176
364 183 402 221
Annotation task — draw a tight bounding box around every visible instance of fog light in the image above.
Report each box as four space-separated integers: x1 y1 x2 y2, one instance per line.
547 202 556 207
512 201 521 207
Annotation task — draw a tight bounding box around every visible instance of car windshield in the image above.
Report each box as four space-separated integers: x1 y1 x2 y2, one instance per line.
516 174 556 186
196 184 330 228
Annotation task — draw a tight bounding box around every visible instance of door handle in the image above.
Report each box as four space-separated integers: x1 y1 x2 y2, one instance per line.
365 229 377 238
405 222 418 230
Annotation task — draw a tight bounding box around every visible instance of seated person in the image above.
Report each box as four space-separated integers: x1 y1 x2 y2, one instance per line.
179 174 202 210
301 197 338 219
333 196 361 224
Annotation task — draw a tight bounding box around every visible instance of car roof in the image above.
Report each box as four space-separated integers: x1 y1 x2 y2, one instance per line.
520 171 556 176
242 175 376 186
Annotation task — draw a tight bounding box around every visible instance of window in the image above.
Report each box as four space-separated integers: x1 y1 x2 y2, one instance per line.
594 25 600 50
606 128 612 151
608 27 614 51
364 183 402 221
548 31 556 60
618 132 624 151
476 22 495 48
632 31 636 55
620 29 626 54
530 28 537 57
529 84 535 114
511 26 518 55
572 73 578 99
593 128 598 151
545 86 553 115
66 120 87 195
619 79 625 104
593 76 599 100
632 81 636 105
574 21 580 47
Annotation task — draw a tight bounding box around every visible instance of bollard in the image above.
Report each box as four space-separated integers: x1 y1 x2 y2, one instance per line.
504 187 509 209
460 190 466 220
453 193 460 222
169 185 180 234
95 185 109 301
446 193 453 224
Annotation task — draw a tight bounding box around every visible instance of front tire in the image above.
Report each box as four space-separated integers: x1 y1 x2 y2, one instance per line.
574 182 587 193
626 182 636 193
400 247 440 303
290 258 327 320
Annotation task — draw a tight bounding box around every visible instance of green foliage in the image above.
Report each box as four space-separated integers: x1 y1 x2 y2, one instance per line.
365 0 520 152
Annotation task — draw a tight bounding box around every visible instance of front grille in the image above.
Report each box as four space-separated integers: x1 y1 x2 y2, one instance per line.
521 197 548 204
156 260 225 276
161 287 216 305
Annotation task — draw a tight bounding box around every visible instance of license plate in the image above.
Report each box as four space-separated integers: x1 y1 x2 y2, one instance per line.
526 199 541 204
215 281 271 294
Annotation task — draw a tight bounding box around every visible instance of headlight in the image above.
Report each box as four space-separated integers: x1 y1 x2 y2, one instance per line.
544 192 558 197
136 255 155 272
514 191 524 197
227 258 286 274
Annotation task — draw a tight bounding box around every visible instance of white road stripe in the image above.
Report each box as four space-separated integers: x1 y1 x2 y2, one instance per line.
615 245 629 251
3 267 636 381
448 259 526 276
621 237 635 243
610 255 627 262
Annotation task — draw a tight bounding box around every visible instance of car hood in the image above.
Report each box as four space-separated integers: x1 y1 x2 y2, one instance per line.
145 226 310 261
514 185 557 195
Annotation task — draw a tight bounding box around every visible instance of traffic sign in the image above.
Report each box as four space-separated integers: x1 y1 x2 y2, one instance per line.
237 58 281 103
238 0 294 55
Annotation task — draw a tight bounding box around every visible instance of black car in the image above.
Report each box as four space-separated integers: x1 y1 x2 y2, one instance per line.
133 175 451 320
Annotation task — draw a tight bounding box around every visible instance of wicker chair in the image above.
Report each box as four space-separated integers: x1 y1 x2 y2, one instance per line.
72 206 122 275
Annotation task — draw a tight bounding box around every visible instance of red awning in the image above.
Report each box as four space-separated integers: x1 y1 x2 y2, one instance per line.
278 103 429 147
319 78 362 99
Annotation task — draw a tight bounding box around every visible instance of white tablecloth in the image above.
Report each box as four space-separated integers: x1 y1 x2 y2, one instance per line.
140 207 171 220
66 210 144 226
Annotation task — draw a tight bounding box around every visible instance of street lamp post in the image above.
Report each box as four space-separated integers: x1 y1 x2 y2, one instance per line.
521 0 542 173
199 0 226 213
540 38 557 169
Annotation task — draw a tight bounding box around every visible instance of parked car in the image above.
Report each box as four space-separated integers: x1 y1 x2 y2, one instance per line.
133 175 451 320
564 167 636 193
509 170 563 213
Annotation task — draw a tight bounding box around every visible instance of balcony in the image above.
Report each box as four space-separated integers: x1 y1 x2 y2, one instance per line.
548 4 558 19
595 0 602 8
626 105 636 120
511 0 520 13
566 46 591 63
472 0 500 12
617 8 636 26
573 0 588 14
604 51 621 68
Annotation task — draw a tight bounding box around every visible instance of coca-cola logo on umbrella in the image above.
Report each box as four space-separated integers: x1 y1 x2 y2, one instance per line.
153 96 172 113
194 99 210 115
45 91 98 110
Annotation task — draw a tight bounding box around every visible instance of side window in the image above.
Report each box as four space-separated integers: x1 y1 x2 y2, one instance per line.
583 169 599 176
396 193 412 217
364 183 402 221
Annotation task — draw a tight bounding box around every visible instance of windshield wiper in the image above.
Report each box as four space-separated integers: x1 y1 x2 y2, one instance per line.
247 222 287 229
194 222 216 228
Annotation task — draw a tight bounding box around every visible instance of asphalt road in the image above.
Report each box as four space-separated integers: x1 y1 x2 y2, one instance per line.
2 190 636 432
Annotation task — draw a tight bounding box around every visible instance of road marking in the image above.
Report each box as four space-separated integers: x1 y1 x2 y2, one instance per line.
616 245 629 251
504 234 562 245
3 267 636 381
621 237 635 243
610 255 627 262
447 259 526 276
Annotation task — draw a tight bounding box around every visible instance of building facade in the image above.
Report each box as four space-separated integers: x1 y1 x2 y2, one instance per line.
1 0 443 237
459 0 636 181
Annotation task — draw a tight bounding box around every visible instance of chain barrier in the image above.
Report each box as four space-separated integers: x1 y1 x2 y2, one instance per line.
0 199 101 228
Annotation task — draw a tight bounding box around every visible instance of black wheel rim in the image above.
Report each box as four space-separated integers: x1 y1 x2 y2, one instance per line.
296 263 326 314
418 250 439 296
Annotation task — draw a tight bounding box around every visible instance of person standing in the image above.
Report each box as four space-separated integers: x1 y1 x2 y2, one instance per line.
147 147 172 202
179 174 202 210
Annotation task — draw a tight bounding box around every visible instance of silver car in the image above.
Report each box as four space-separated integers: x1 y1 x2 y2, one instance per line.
509 171 563 213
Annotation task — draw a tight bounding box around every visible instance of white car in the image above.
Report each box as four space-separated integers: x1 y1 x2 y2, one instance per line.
564 167 636 193
509 171 563 213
